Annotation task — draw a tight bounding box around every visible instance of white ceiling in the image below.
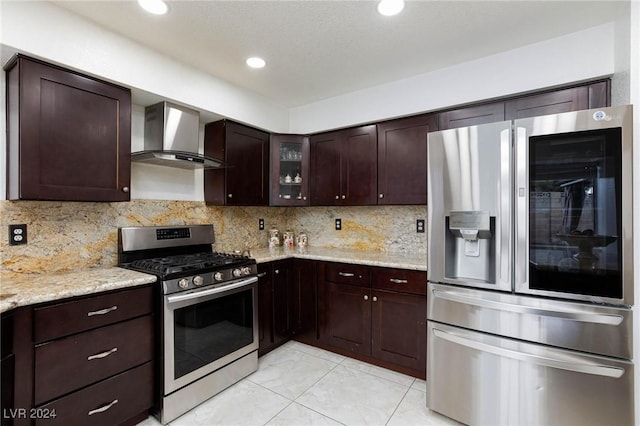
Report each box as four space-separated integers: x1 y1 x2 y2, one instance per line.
51 0 626 108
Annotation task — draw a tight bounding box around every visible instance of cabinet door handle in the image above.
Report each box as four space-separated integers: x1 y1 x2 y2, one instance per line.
303 196 307 201
335 195 339 200
389 278 408 284
274 269 280 274
364 295 369 301
122 186 129 193
87 347 118 361
338 272 355 277
341 195 346 199
257 272 267 278
373 296 378 302
88 399 118 416
379 193 384 199
87 306 118 317
228 193 233 198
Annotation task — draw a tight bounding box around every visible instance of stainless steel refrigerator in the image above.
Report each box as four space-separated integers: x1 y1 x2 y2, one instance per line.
426 105 634 425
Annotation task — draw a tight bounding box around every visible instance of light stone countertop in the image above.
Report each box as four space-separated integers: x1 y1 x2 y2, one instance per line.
250 247 427 271
0 248 425 314
0 267 157 314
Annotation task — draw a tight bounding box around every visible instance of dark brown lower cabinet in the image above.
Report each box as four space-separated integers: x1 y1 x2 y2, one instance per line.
258 260 294 356
1 312 14 426
6 285 154 426
371 289 426 371
291 259 318 344
34 362 153 426
323 282 372 356
319 262 427 378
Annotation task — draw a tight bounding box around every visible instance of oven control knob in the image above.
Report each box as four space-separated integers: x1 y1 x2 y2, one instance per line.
242 267 251 275
178 278 190 289
193 276 204 286
213 272 224 281
232 268 242 277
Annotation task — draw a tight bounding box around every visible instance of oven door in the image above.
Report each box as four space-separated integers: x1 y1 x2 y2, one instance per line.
163 276 258 395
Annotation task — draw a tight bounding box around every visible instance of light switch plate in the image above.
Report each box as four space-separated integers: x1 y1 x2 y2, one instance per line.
417 219 425 233
259 218 264 230
335 218 342 231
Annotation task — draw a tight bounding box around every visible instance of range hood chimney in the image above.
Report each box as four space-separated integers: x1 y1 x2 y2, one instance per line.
131 101 224 169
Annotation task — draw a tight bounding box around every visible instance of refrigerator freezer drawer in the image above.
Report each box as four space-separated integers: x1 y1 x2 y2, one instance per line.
428 283 632 359
427 322 634 426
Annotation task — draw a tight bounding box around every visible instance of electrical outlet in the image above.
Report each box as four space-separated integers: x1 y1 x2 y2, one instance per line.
335 218 342 231
416 219 425 233
259 218 264 230
9 224 27 245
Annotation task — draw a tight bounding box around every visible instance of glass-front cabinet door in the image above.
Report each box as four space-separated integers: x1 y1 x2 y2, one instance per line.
270 134 310 206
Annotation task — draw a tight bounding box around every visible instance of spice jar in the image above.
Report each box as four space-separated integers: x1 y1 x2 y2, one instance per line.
283 230 295 249
296 231 308 248
268 228 280 248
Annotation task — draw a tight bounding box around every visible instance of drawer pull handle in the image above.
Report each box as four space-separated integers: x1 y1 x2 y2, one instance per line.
87 306 118 317
87 347 118 361
88 399 118 416
339 272 355 277
389 278 408 284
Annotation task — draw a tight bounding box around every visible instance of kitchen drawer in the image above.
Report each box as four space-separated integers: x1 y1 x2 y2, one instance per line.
325 262 370 287
35 361 153 426
372 267 426 295
34 285 153 343
34 315 153 405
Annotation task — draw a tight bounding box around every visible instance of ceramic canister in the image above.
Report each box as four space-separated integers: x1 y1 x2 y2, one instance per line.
296 231 308 248
268 228 280 248
283 231 295 249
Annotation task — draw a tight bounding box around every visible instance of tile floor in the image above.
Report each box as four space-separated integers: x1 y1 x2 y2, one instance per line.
137 341 460 426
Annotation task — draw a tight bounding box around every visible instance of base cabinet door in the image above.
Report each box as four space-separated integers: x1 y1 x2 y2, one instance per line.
323 282 371 356
292 259 317 344
258 260 294 356
272 261 294 345
371 289 426 372
257 264 274 356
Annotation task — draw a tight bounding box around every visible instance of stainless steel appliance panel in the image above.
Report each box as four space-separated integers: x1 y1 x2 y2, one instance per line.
428 121 512 292
427 321 634 426
163 276 258 395
515 105 634 305
428 283 632 359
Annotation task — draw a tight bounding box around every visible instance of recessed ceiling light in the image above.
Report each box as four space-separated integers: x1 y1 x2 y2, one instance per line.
138 0 168 15
246 57 266 69
377 0 404 16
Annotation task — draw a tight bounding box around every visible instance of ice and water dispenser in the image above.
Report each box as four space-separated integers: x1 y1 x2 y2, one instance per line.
444 210 496 283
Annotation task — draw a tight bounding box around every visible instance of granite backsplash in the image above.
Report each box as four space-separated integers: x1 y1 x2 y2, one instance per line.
0 200 426 274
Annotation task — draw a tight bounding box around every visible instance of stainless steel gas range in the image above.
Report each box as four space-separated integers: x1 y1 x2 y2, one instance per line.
118 224 258 424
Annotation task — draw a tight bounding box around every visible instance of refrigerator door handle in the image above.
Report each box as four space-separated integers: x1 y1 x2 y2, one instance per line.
499 128 512 288
432 327 625 378
515 126 529 289
432 288 623 326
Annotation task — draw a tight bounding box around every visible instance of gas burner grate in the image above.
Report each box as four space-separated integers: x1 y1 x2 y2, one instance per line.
128 252 249 276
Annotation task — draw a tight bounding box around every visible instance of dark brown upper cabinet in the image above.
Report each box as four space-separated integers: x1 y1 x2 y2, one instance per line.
438 102 505 130
504 81 610 119
270 134 310 206
439 80 610 130
377 114 437 205
309 125 377 206
204 120 270 205
5 55 131 202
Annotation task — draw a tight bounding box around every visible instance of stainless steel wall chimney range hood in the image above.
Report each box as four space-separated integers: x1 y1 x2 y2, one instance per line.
131 102 224 169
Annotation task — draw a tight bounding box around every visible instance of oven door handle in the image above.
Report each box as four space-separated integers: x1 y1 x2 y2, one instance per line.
166 276 258 304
